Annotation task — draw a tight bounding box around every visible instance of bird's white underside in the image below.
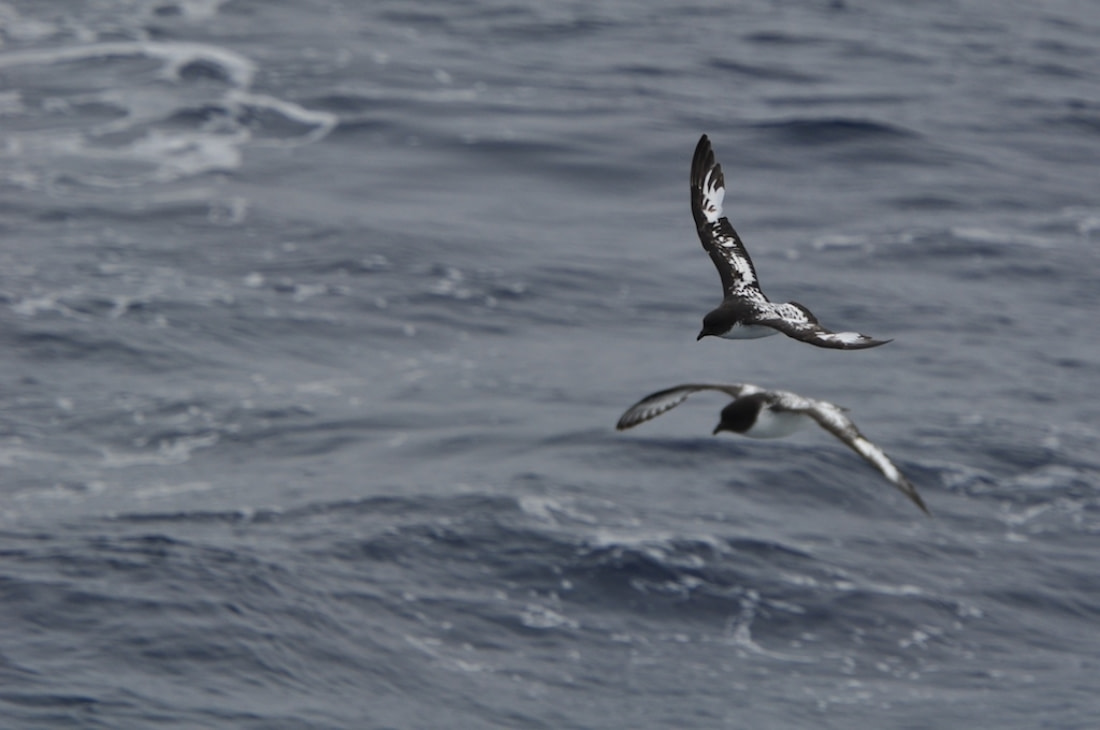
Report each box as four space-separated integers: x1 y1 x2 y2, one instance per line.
714 323 778 340
742 408 809 439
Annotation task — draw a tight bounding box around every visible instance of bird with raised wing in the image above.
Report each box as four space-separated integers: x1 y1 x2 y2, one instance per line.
690 135 890 349
616 382 929 515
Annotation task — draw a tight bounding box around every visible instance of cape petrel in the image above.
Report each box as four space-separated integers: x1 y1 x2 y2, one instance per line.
617 382 929 515
691 134 890 349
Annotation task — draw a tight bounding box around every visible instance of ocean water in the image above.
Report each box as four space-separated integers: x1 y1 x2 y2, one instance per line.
1 0 1099 727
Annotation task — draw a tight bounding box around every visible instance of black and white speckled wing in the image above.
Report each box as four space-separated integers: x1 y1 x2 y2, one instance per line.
616 383 759 431
690 135 765 301
787 398 930 515
755 301 892 350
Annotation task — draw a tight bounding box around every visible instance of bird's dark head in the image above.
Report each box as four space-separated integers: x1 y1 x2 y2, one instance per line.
697 311 726 341
713 394 765 435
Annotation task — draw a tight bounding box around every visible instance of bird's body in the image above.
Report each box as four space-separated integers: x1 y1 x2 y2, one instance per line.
690 135 890 350
717 392 808 438
716 325 776 340
616 382 929 515
700 305 778 341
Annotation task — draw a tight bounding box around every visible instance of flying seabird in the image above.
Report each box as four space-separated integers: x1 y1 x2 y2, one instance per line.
616 382 929 515
691 134 890 349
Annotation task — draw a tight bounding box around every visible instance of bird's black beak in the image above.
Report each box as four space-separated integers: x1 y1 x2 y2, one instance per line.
696 331 707 341
712 423 723 435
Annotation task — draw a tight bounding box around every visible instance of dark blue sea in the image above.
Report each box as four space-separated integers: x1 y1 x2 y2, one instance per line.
1 1 1099 727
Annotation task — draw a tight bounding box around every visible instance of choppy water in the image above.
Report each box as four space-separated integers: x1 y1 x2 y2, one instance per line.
1 1 1099 727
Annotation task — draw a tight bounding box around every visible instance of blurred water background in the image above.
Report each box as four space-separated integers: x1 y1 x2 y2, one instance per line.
1 1 1099 727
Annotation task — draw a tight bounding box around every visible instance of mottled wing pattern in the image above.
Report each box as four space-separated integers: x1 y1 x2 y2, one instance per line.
795 399 930 515
756 301 891 350
690 135 763 299
616 383 757 431
765 389 819 413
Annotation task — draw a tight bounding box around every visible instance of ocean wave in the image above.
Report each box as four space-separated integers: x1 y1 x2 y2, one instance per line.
0 41 256 87
0 41 335 189
749 117 919 144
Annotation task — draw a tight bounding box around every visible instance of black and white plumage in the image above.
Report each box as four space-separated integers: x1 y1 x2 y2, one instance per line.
616 383 929 515
691 134 890 350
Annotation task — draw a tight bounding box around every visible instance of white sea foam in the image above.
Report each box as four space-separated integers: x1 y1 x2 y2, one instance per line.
810 233 872 251
0 41 335 188
173 0 232 21
950 226 1053 248
0 41 256 87
222 89 338 145
519 604 579 630
132 480 215 500
100 434 219 467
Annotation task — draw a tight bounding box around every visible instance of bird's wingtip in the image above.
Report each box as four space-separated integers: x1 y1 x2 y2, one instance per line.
913 494 932 516
898 479 931 516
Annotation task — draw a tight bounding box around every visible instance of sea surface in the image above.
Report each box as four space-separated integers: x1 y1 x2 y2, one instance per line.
1 1 1099 728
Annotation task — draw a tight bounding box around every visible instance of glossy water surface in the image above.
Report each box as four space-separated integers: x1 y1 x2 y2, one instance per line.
1 1 1099 727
